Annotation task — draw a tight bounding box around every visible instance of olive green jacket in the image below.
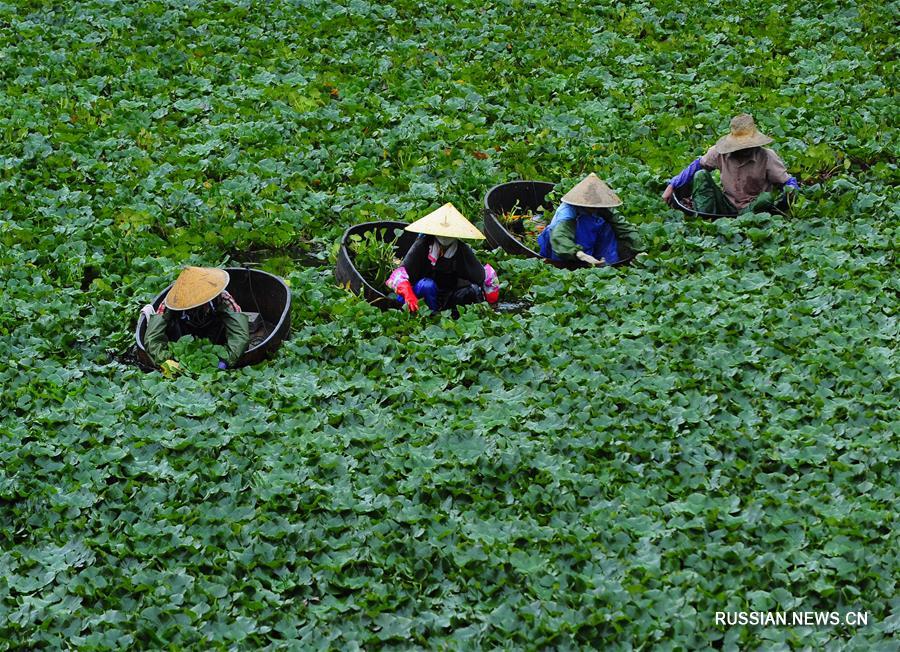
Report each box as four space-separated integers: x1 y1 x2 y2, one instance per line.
145 305 250 367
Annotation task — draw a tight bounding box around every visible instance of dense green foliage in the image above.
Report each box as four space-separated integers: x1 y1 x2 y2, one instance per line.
1 0 897 648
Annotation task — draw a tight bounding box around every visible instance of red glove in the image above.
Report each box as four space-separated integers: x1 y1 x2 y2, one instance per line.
484 289 499 304
396 281 418 312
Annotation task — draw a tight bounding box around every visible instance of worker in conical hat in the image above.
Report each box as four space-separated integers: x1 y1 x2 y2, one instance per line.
385 203 500 314
662 113 799 215
140 266 250 369
537 173 643 266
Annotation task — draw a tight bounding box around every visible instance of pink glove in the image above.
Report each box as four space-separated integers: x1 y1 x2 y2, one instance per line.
396 281 418 312
483 264 499 304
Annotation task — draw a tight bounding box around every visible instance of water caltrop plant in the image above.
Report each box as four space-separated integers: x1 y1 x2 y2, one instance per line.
348 228 403 289
0 0 897 649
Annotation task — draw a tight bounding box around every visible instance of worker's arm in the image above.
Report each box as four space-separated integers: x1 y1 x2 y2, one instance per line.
219 309 250 367
604 210 643 257
455 243 487 286
549 218 581 261
663 146 720 203
144 312 171 365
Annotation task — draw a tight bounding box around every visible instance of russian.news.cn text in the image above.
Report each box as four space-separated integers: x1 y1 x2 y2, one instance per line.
716 612 869 627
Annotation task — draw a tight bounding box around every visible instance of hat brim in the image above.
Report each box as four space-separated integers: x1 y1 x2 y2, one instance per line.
404 224 485 239
559 174 623 208
560 196 623 209
164 269 230 310
405 203 485 240
715 133 773 154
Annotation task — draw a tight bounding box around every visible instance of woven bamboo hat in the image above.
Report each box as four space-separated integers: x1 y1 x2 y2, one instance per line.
164 266 230 311
715 113 773 154
405 203 485 240
561 173 622 208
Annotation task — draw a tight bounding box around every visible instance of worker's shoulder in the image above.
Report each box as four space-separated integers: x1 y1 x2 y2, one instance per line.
700 145 721 165
407 234 429 250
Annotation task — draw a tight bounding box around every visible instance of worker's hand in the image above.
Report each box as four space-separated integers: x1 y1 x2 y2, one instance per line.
140 304 156 320
484 289 499 304
576 251 604 266
396 281 418 312
662 184 675 205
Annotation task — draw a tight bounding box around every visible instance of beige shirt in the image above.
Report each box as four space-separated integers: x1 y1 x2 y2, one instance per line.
699 146 791 210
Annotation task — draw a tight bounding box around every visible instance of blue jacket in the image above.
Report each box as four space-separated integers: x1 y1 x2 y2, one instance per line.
538 202 620 264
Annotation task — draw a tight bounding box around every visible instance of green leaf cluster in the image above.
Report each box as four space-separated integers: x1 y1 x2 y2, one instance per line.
349 228 402 289
167 335 228 376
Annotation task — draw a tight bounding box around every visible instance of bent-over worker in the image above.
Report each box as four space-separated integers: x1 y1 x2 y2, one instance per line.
662 113 799 215
386 203 500 314
538 173 642 266
141 266 250 369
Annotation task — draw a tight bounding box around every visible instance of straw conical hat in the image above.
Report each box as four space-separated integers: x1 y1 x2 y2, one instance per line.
561 173 622 208
715 113 773 154
164 266 230 310
405 203 485 240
